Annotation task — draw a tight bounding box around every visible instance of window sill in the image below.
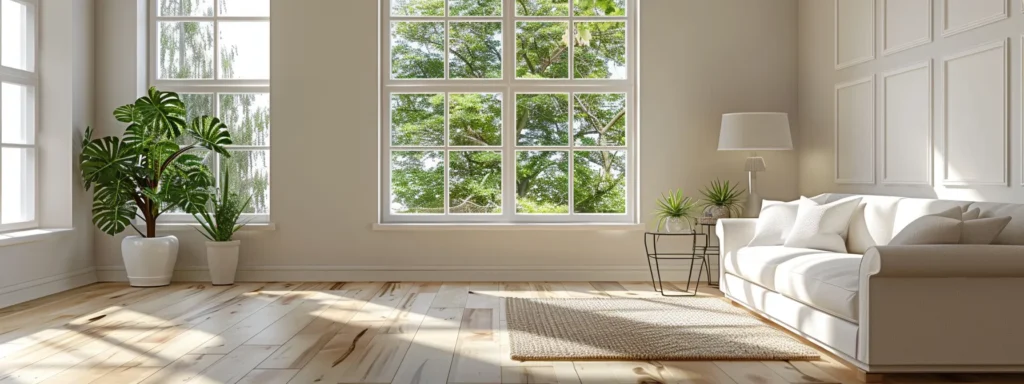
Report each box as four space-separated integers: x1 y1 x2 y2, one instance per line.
140 222 277 233
373 223 646 231
0 228 75 248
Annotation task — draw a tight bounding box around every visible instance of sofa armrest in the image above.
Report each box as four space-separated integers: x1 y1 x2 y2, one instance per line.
861 245 1024 278
858 245 1024 365
715 219 757 283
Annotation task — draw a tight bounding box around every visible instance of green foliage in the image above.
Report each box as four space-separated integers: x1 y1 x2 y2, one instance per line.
700 179 745 216
653 189 697 230
80 87 232 237
194 168 252 242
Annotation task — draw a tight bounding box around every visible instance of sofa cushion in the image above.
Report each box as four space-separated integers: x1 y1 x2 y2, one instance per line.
967 202 1024 245
961 216 1013 244
888 215 962 245
748 200 799 247
774 252 862 323
724 246 825 291
784 197 862 253
844 195 904 254
892 198 973 239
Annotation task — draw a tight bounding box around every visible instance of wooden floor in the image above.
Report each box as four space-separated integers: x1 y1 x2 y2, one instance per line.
0 282 1021 384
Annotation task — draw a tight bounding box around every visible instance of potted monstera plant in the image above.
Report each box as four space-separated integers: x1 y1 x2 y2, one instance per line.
80 87 232 287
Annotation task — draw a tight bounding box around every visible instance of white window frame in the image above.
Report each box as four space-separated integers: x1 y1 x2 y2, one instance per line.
148 0 270 223
0 0 39 233
380 0 637 224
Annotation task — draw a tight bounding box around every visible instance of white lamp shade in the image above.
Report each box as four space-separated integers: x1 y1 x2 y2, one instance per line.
718 112 793 151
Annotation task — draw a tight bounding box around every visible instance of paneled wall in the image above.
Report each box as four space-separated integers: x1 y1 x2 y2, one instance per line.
799 0 1024 203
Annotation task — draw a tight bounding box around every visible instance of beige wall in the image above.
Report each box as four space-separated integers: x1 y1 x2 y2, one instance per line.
799 0 1024 203
0 0 96 307
93 0 798 281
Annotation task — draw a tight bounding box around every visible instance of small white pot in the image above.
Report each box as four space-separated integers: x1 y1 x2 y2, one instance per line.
121 236 179 287
206 240 241 286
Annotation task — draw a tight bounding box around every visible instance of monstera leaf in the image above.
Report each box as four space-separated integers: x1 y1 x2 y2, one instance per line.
134 87 187 139
91 179 137 236
80 135 135 190
186 116 233 156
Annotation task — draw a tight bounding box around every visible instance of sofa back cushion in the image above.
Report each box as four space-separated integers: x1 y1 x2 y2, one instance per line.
820 194 904 254
967 202 1024 245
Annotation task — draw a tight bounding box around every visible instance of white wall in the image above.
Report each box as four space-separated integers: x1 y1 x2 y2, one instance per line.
799 0 1024 203
93 0 799 282
0 0 96 307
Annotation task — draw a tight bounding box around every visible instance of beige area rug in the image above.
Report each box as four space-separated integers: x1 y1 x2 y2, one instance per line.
506 297 820 361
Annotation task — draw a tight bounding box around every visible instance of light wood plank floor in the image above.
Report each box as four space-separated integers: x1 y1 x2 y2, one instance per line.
1 282 1021 384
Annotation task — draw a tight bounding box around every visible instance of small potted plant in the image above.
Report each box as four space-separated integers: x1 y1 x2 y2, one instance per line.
700 179 745 220
194 169 251 286
80 87 232 287
654 189 697 233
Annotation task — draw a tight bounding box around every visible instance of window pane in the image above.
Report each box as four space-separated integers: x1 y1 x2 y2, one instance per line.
573 22 626 79
391 93 444 146
1 83 33 145
158 22 215 79
573 93 625 147
449 22 502 79
222 150 270 214
516 22 568 79
516 93 568 146
220 93 270 146
391 22 445 79
391 0 443 16
391 151 444 214
516 0 568 16
449 0 501 16
1 0 30 71
158 0 213 17
449 93 501 146
219 0 269 16
449 151 501 214
573 150 625 214
175 93 213 146
219 22 270 79
574 0 626 16
1 147 34 224
516 151 568 214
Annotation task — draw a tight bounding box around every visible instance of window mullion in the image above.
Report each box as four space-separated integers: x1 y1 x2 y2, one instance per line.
502 0 514 221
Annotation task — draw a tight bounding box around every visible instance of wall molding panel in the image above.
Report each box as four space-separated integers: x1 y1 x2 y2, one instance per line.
835 0 875 69
881 61 933 186
882 0 932 56
835 76 877 184
941 39 1009 187
941 0 1009 38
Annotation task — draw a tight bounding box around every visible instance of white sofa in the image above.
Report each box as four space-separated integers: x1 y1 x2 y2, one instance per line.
716 194 1024 376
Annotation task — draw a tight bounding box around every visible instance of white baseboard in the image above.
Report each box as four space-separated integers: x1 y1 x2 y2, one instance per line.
95 265 720 283
0 267 98 308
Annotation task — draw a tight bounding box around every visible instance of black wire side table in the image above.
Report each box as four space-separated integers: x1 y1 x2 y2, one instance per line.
643 230 711 297
695 219 721 288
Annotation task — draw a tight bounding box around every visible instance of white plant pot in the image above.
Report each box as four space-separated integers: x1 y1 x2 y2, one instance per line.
121 235 179 287
206 240 241 286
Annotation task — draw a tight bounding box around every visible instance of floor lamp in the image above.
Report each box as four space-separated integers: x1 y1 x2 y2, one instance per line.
717 113 793 218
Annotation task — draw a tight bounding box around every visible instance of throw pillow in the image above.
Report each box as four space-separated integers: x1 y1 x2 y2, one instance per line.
747 200 799 247
962 207 981 221
961 217 1012 244
888 216 962 245
783 196 862 252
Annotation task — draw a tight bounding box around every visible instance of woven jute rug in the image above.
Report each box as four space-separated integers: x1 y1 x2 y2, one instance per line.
506 297 820 361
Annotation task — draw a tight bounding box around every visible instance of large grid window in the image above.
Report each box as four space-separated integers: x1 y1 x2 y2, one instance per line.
150 0 270 221
382 0 636 223
0 0 37 232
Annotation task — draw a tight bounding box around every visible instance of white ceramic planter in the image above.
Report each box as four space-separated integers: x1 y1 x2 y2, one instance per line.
206 240 240 286
121 235 179 287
